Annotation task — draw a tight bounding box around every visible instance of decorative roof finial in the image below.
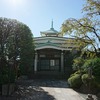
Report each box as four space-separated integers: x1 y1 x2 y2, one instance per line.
51 19 53 29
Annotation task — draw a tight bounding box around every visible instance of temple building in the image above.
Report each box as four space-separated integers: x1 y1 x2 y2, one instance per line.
34 21 78 74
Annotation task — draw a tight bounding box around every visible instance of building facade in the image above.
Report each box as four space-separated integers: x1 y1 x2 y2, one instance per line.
34 21 78 73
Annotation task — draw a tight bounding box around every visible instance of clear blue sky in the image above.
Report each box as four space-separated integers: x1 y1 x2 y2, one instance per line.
0 0 85 37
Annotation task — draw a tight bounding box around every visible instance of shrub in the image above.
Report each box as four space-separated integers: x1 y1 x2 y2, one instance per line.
83 57 100 86
82 74 95 86
75 70 85 74
70 70 85 77
83 57 100 77
68 74 82 88
73 57 85 71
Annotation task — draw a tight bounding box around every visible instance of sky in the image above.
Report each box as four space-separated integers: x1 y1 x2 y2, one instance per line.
0 0 85 37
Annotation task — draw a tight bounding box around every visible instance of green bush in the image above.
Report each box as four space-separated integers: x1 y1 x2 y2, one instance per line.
82 74 95 86
73 57 85 70
83 57 100 77
75 70 85 74
70 70 85 77
68 74 82 88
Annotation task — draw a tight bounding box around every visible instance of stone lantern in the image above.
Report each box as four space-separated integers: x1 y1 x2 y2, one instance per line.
86 67 94 100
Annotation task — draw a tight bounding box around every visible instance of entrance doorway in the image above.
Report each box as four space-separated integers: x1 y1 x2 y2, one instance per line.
38 59 60 71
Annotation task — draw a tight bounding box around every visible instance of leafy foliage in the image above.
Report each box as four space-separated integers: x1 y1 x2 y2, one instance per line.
0 17 34 84
82 74 95 86
64 0 100 90
82 0 100 17
83 57 100 78
68 73 82 88
18 24 34 75
61 0 100 57
61 17 100 56
73 57 85 70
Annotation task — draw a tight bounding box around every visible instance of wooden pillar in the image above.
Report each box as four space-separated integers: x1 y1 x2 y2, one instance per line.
61 51 64 72
34 52 38 72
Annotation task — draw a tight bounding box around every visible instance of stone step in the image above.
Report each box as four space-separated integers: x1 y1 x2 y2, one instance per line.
31 71 65 79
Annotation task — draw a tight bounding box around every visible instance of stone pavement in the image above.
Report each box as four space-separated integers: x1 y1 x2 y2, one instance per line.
0 79 85 100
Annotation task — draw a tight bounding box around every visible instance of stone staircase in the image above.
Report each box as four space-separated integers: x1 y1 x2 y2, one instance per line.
31 71 65 79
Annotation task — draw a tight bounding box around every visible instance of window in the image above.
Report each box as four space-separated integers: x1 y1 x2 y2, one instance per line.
40 55 45 57
55 60 59 66
50 60 55 66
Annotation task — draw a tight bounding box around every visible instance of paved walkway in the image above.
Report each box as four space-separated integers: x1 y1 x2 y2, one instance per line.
0 79 85 100
15 79 85 100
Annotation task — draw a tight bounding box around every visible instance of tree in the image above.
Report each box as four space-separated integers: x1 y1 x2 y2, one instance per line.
18 24 34 75
0 18 16 84
0 17 34 84
82 0 100 17
61 1 100 92
61 0 100 57
73 57 85 71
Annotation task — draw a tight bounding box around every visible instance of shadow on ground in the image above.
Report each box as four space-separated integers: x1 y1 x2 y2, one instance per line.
12 85 56 100
0 86 55 100
16 79 68 88
0 79 68 100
